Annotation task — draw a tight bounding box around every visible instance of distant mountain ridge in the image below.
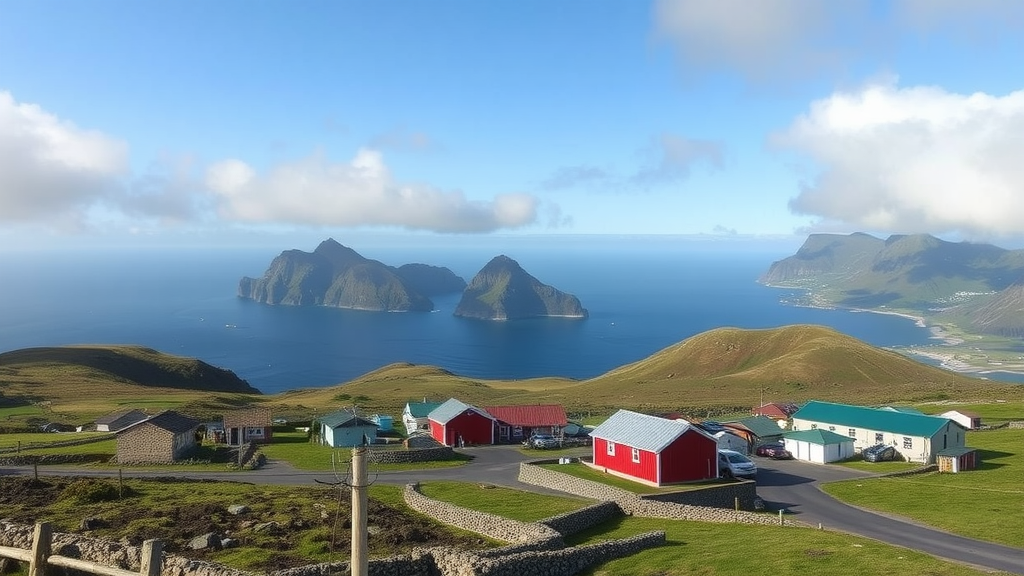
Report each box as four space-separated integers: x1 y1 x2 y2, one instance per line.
454 255 588 321
761 233 1024 336
238 239 466 312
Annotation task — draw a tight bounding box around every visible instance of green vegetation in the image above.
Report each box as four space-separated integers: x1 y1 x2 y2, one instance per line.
260 431 470 471
416 481 591 522
836 460 921 474
822 427 1023 547
566 516 1002 576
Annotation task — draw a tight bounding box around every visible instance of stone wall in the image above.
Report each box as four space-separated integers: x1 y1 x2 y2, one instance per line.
1008 421 1024 429
0 434 115 454
519 461 793 526
116 425 177 464
640 480 757 510
403 483 563 546
539 501 622 537
0 454 102 466
368 446 455 464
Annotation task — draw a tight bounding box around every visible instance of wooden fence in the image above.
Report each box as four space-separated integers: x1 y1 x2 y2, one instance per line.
0 522 162 576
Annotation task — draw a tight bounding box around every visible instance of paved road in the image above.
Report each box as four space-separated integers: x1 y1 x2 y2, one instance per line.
754 456 1024 575
5 448 1022 574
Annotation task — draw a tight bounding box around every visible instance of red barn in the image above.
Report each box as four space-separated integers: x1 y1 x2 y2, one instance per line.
482 404 567 443
589 409 719 486
428 398 496 447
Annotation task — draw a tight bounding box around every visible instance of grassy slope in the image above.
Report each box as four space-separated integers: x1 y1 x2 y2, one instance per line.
2 326 1018 424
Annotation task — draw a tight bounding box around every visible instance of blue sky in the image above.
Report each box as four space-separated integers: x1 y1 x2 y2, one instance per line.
2 1 1024 249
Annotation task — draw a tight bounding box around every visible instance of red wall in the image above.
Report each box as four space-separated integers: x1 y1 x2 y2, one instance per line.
431 410 494 446
660 430 718 483
592 437 658 484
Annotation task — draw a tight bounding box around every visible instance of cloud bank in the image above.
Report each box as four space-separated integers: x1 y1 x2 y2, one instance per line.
774 81 1024 236
0 91 127 228
206 149 538 233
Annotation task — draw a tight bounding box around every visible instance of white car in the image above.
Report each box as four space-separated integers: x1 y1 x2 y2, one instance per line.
718 449 757 479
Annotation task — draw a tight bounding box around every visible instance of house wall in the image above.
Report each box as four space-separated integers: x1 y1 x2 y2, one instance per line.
783 438 854 464
791 417 959 463
323 424 377 447
431 410 494 446
116 424 196 464
940 412 978 430
403 413 429 435
591 437 658 484
659 431 718 483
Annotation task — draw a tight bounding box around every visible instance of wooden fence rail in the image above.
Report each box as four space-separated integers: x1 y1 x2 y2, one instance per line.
0 522 162 576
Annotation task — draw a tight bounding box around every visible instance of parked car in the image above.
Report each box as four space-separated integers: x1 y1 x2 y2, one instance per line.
527 434 560 449
718 449 757 479
862 444 898 462
755 442 793 459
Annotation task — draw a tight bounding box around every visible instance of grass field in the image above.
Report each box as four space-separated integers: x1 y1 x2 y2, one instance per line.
416 481 591 522
565 516 1007 576
822 427 1024 547
0 432 111 449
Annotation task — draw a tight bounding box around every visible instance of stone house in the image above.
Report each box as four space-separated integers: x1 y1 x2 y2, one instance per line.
114 410 200 464
223 406 273 446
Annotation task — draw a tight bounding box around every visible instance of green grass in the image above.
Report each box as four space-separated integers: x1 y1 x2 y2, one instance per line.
835 460 922 473
260 431 470 471
416 481 592 522
823 427 1023 547
0 432 111 449
566 516 1006 576
0 404 46 421
537 462 721 494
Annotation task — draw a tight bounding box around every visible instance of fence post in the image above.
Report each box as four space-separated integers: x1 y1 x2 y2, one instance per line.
139 539 162 576
29 522 51 576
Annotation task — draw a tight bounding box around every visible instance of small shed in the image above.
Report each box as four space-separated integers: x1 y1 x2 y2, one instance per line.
937 447 979 473
783 429 856 464
370 414 394 431
223 406 273 446
723 415 785 448
318 410 379 448
115 411 199 464
428 399 496 447
939 410 982 430
403 401 442 435
95 409 149 433
589 409 719 486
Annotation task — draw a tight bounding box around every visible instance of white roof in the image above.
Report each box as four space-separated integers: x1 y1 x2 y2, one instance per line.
428 398 495 425
590 409 714 453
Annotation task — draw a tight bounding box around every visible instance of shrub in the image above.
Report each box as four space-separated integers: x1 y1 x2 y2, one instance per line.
59 479 128 504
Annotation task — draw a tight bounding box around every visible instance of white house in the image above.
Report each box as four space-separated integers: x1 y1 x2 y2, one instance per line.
939 410 982 430
783 429 856 464
402 401 442 435
791 401 966 464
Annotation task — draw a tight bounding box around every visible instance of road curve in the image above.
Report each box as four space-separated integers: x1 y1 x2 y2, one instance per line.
4 447 1022 574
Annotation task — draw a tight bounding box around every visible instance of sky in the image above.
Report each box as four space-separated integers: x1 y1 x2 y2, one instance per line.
2 0 1024 250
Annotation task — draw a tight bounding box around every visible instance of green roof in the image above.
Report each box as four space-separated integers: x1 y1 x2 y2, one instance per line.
406 401 442 418
784 429 854 445
793 401 952 437
729 416 786 438
319 410 378 429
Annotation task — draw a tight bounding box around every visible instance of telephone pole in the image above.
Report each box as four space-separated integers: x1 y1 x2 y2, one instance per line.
351 445 368 576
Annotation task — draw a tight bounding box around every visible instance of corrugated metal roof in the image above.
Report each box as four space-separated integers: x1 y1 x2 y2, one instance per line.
319 409 378 429
481 404 567 427
725 416 785 438
793 401 953 437
784 429 854 445
752 403 789 419
428 398 494 425
937 447 977 457
95 408 147 426
590 409 713 453
406 401 442 418
117 410 198 435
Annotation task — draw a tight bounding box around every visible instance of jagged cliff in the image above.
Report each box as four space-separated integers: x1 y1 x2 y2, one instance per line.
454 255 588 321
238 239 465 312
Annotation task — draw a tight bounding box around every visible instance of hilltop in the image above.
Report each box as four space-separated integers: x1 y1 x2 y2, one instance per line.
2 326 1015 426
238 239 465 312
454 255 588 321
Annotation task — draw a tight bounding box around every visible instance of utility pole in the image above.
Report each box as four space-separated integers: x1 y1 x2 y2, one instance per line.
351 444 368 576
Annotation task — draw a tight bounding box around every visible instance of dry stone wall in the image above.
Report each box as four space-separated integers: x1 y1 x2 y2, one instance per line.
519 462 793 526
539 501 622 537
368 446 454 464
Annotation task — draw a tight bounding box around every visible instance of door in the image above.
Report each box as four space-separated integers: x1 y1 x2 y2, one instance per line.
230 427 240 445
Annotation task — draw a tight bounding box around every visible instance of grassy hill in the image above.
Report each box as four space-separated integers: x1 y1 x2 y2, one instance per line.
1 326 1017 425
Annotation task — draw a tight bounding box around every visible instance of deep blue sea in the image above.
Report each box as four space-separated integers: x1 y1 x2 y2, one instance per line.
0 237 962 394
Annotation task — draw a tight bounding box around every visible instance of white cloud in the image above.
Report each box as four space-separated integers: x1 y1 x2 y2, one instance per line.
896 0 1024 35
652 0 859 82
206 149 539 233
632 133 723 186
0 91 127 227
773 81 1024 236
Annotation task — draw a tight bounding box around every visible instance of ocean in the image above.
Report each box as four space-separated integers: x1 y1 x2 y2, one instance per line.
0 237 952 394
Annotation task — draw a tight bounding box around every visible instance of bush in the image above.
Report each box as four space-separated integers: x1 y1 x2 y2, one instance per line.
59 479 129 504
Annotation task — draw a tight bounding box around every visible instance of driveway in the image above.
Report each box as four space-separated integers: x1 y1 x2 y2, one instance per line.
753 456 1024 575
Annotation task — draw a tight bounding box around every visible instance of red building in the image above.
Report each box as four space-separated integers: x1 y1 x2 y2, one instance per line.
589 409 719 486
752 402 795 421
482 404 567 443
428 398 496 447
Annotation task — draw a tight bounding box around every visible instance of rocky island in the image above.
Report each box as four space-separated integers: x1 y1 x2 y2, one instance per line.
454 255 588 321
238 239 466 312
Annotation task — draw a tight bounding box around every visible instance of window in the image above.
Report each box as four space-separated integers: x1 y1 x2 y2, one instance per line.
903 436 912 449
247 427 264 438
607 441 616 456
810 424 818 430
848 428 856 438
875 432 884 443
828 426 836 432
631 447 640 463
